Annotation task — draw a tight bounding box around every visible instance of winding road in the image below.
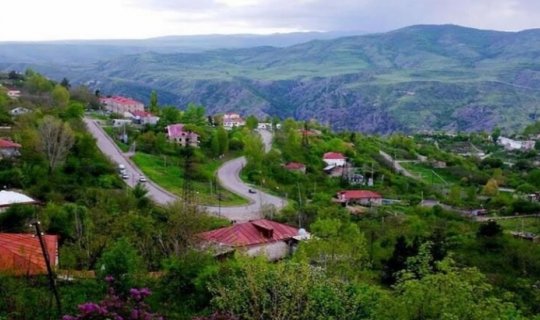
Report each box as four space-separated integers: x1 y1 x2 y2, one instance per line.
83 117 286 222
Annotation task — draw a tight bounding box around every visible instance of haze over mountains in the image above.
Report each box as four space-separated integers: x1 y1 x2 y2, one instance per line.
3 24 540 134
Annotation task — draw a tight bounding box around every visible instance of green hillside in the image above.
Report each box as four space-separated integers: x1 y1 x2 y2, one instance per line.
17 24 540 133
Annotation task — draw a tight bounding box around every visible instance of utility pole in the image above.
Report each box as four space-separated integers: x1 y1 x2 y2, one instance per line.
31 221 61 316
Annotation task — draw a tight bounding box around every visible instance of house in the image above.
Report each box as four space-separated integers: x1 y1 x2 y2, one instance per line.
131 110 160 125
223 113 246 129
336 190 382 206
0 190 39 212
0 138 21 159
0 233 58 275
100 96 145 114
283 162 306 174
497 136 536 151
9 107 30 116
257 123 272 130
323 152 346 167
166 124 199 147
198 219 310 261
7 89 21 99
111 119 132 128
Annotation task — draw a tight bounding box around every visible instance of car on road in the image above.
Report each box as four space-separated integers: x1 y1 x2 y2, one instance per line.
121 173 129 179
248 189 256 194
139 176 147 183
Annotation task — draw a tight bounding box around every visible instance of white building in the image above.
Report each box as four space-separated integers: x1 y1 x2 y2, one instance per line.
497 137 536 151
323 152 346 167
223 113 246 129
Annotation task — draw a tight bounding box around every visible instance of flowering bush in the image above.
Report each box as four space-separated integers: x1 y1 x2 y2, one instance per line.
63 277 162 320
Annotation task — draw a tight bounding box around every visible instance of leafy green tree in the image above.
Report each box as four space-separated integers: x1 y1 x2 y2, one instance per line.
378 259 524 319
182 103 206 126
52 84 70 108
482 178 499 196
97 238 145 291
159 106 182 126
26 72 53 93
217 127 229 155
60 77 71 89
491 127 501 143
245 115 258 130
149 90 159 114
210 257 380 320
297 218 368 280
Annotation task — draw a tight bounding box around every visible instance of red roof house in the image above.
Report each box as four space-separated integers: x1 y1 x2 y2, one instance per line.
0 233 58 275
336 190 383 206
100 96 144 114
323 152 345 160
199 219 309 260
0 138 21 159
166 124 199 147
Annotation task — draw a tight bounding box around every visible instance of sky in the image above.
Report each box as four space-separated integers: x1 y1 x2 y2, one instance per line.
1 0 540 41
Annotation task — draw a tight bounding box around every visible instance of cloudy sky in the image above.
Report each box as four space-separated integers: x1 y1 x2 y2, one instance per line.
2 0 540 41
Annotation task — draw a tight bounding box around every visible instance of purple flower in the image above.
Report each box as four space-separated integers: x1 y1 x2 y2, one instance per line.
62 316 78 320
139 288 151 298
130 288 141 300
130 309 139 319
105 275 115 283
78 302 102 314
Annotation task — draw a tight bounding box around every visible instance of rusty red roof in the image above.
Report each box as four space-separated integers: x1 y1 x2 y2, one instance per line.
100 96 143 106
284 162 305 170
132 110 152 118
0 233 58 275
338 190 382 200
323 152 345 160
0 139 21 149
198 219 299 247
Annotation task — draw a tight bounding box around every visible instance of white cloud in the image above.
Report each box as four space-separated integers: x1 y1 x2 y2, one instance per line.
1 0 539 41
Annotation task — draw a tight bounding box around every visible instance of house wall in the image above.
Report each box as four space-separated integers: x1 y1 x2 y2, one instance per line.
324 159 346 167
245 241 290 261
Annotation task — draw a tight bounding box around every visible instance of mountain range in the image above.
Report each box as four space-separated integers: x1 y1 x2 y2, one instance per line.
2 25 540 134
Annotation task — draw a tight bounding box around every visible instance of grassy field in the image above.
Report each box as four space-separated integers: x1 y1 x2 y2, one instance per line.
132 152 249 206
498 217 540 235
401 162 460 185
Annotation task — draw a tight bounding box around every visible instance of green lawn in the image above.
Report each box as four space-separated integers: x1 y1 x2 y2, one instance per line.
401 162 460 185
132 152 249 206
498 217 540 235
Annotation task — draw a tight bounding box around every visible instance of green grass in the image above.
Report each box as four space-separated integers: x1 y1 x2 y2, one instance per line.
401 162 461 185
102 126 130 152
132 152 249 206
498 217 540 235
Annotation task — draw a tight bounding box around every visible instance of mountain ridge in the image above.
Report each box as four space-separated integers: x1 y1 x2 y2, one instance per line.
3 24 540 133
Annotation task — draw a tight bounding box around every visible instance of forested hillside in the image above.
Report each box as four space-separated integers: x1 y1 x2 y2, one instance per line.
11 24 540 133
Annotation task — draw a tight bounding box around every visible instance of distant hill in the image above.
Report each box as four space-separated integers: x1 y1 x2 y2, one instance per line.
0 31 357 65
4 25 540 133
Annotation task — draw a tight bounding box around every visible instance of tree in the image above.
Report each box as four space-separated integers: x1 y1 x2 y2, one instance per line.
182 103 206 126
297 219 368 280
209 257 379 320
97 238 145 292
245 115 258 130
60 77 71 89
26 72 53 93
38 116 75 172
52 84 70 108
217 127 229 155
482 178 499 196
378 259 524 320
491 127 501 143
149 90 159 114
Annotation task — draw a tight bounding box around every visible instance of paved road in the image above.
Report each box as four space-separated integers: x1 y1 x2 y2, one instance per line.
84 118 177 204
379 150 420 180
83 117 286 222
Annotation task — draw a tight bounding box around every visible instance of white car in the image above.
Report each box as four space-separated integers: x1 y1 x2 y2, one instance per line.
121 173 129 179
138 176 147 183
